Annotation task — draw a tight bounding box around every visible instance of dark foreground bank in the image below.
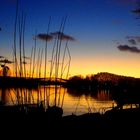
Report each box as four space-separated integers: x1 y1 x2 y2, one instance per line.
0 108 140 139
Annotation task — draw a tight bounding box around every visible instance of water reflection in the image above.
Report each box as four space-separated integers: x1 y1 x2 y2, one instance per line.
0 87 116 116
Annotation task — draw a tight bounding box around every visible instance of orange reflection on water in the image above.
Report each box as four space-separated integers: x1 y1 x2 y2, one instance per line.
0 87 116 116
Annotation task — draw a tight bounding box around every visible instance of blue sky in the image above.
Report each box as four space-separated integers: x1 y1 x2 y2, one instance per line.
0 0 140 77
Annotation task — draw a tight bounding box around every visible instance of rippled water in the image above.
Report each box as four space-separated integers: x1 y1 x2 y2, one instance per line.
0 86 117 116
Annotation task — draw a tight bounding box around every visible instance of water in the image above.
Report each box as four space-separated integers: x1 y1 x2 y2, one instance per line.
0 86 116 116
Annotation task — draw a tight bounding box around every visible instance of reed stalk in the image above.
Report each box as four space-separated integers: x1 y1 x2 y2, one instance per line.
32 33 37 78
13 0 19 77
22 14 26 78
29 46 33 78
54 18 66 106
18 13 23 77
43 17 51 108
61 41 71 108
36 48 41 78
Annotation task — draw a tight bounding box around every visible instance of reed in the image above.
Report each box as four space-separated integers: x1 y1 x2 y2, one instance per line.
9 0 73 112
44 17 51 108
32 32 37 78
13 0 19 77
22 14 26 78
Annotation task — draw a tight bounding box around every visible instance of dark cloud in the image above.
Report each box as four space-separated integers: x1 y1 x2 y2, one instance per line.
0 27 2 31
36 33 53 41
117 44 140 53
50 31 75 41
0 56 4 58
131 2 140 18
0 59 13 64
126 36 140 43
132 8 140 14
128 39 137 45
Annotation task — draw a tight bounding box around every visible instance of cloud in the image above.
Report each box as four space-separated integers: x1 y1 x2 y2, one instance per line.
126 36 140 43
0 56 4 58
117 45 140 53
36 33 53 41
131 1 140 16
0 59 13 64
128 39 137 45
36 32 76 42
50 31 76 41
132 8 140 14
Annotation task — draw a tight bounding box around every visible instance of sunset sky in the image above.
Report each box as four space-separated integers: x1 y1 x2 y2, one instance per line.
0 0 140 78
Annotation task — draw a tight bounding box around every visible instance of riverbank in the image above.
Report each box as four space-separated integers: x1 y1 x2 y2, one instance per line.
1 107 139 138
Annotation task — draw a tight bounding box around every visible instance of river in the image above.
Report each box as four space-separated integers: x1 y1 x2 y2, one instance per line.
0 86 117 116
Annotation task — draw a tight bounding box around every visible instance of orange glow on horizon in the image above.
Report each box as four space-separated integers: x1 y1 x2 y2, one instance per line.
2 47 140 79
4 59 140 79
69 55 140 78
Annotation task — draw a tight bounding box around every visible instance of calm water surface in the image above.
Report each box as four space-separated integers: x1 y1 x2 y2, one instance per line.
0 86 117 116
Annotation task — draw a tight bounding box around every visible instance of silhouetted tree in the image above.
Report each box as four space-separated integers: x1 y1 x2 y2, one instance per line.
0 65 10 77
0 58 12 76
